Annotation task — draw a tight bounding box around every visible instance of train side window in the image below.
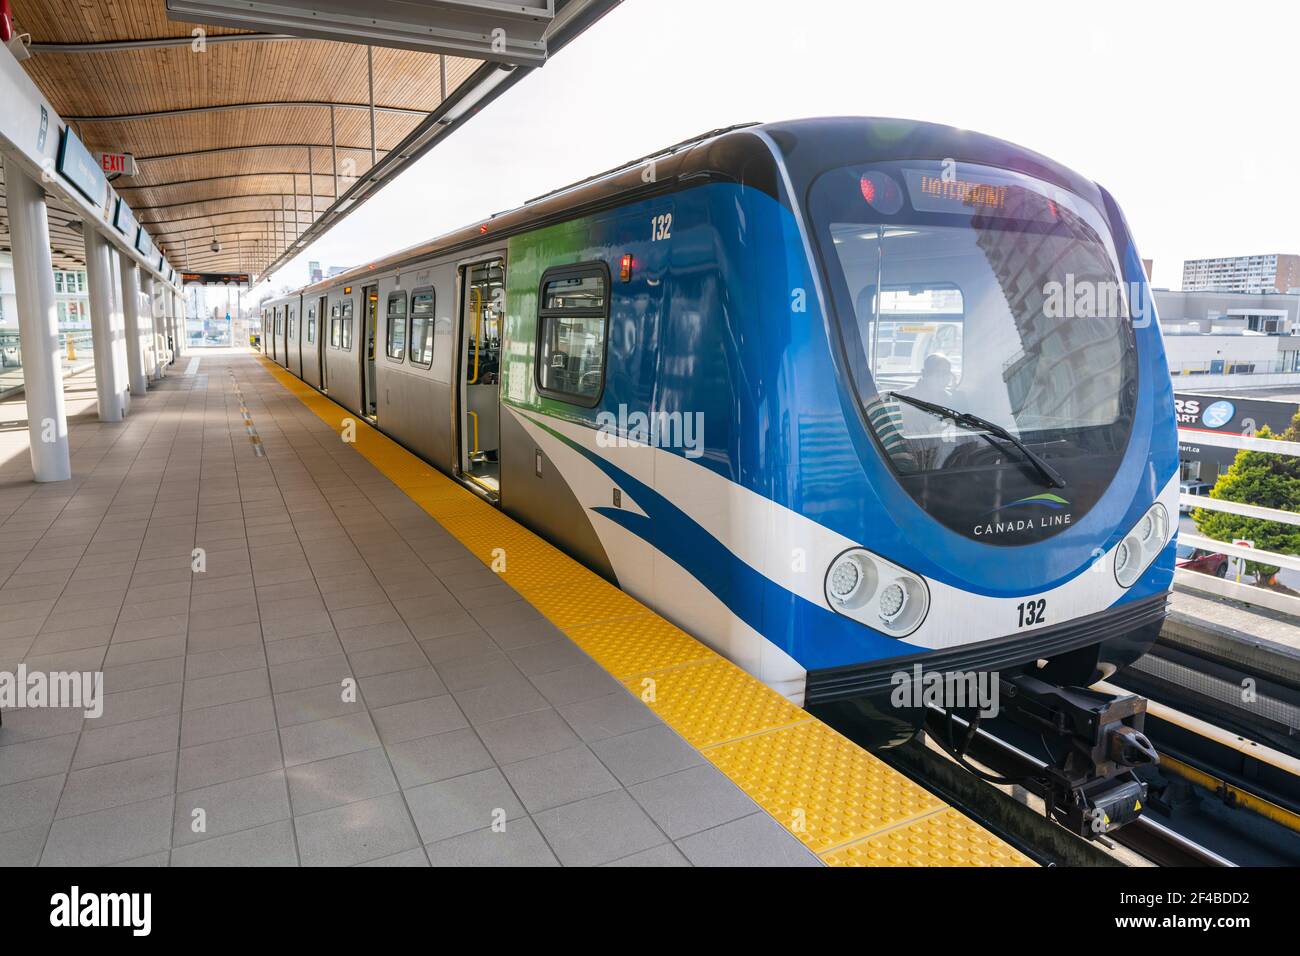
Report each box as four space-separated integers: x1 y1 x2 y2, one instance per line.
386 292 408 361
306 307 316 343
409 289 435 368
329 304 340 349
535 263 610 406
288 308 296 339
340 299 354 350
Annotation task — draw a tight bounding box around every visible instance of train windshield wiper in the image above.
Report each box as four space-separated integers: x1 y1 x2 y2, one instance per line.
887 392 1067 489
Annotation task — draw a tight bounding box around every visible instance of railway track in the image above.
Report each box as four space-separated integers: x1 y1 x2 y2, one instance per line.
874 700 1292 867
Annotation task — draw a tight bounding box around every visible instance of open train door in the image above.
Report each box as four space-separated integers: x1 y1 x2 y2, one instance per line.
455 257 505 499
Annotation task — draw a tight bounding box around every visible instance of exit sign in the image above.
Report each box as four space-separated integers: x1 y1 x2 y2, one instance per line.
97 151 137 177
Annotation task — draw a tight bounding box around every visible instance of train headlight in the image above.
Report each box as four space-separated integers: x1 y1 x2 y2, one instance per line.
1115 503 1170 588
828 554 869 604
878 583 906 622
825 548 929 637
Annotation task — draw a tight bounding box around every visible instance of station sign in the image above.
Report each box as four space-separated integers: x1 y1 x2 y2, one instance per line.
112 196 137 237
135 226 153 258
181 272 250 288
56 127 108 207
97 151 137 177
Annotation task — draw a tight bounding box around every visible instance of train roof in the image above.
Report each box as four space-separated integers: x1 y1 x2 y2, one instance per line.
278 116 1105 299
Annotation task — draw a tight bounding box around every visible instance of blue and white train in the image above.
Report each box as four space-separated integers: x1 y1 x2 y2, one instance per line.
262 117 1177 748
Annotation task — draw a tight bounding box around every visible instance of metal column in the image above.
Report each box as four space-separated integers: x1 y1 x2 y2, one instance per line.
7 163 71 482
119 257 147 396
83 224 128 422
107 248 132 415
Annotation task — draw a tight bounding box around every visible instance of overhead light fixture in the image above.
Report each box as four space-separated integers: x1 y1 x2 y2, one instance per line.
165 0 554 65
5 32 30 61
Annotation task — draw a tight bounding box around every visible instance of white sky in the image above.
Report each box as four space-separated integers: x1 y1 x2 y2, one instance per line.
268 0 1298 295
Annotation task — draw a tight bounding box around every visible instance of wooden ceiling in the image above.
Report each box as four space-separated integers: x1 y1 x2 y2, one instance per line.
6 0 483 275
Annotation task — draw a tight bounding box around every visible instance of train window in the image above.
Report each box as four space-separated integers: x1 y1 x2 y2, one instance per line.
288 308 296 339
329 304 340 349
409 289 435 367
386 292 408 361
340 299 354 350
307 307 316 343
535 263 610 406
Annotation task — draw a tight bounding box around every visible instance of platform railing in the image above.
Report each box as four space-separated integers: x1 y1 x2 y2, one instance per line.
1175 427 1300 615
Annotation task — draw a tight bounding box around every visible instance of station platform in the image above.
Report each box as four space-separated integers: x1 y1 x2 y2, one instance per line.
0 351 1033 867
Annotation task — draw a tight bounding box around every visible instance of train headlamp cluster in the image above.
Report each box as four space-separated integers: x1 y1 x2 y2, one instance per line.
1114 503 1170 588
825 548 929 637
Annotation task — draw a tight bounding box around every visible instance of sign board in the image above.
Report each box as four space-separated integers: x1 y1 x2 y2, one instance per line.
111 196 137 237
97 151 137 177
1175 391 1300 470
181 272 250 288
56 126 108 207
134 226 152 258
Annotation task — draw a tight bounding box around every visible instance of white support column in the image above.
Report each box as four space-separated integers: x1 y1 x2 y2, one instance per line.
119 257 147 397
173 289 185 357
107 248 131 415
83 225 128 422
142 273 163 380
7 162 71 482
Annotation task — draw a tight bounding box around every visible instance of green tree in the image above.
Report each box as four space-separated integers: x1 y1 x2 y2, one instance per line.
1192 411 1300 583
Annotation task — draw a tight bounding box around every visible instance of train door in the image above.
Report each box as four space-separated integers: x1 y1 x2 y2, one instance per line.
317 295 329 391
295 300 304 375
278 306 289 368
455 257 504 497
361 284 379 421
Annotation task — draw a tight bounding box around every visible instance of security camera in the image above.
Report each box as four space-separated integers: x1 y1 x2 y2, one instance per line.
210 239 222 254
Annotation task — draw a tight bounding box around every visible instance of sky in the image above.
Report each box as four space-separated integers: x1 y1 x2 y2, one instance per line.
264 0 1299 297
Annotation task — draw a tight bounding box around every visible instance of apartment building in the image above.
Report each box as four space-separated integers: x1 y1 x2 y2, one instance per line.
1181 253 1300 294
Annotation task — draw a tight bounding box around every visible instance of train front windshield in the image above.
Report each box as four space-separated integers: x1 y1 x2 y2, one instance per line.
807 160 1139 544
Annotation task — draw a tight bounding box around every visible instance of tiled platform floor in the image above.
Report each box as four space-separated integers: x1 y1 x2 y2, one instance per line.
0 352 819 866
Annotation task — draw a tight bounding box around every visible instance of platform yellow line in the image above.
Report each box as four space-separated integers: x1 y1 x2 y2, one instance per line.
256 356 1034 867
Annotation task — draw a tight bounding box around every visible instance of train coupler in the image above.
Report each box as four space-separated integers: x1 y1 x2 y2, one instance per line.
1000 672 1159 838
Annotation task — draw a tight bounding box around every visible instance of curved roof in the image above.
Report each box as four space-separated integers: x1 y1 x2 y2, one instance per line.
4 0 619 277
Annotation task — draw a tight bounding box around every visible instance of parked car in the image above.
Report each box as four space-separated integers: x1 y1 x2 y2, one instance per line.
1176 543 1228 577
1179 479 1211 513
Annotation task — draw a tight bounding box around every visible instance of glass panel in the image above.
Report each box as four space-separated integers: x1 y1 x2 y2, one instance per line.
386 293 407 360
409 291 435 367
538 313 606 401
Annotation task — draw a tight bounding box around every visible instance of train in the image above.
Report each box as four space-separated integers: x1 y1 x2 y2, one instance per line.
260 117 1178 751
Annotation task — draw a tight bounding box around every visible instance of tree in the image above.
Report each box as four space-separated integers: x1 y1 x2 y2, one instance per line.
1192 412 1300 583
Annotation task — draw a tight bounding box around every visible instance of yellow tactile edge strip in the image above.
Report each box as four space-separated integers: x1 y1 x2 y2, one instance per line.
256 356 1034 867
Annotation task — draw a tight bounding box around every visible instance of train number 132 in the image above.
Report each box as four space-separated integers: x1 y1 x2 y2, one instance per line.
1016 598 1046 628
650 213 672 241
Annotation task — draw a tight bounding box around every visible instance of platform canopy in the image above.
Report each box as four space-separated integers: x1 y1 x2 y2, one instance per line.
1 0 618 278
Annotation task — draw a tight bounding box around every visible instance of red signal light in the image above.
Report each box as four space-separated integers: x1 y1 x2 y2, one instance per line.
620 253 633 282
479 223 488 234
860 177 876 204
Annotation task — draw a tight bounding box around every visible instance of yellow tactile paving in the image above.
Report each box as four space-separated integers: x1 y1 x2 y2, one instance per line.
522 578 649 629
257 357 1035 867
822 807 1037 867
565 613 718 679
621 657 810 749
705 717 945 854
